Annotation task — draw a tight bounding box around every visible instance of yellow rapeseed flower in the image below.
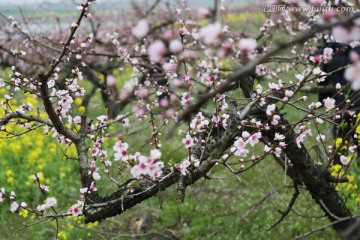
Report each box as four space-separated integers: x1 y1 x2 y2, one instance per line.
74 98 82 106
5 170 13 176
7 177 15 184
78 106 86 114
87 221 98 229
347 175 355 182
335 138 343 148
19 209 29 218
57 231 67 240
356 126 360 135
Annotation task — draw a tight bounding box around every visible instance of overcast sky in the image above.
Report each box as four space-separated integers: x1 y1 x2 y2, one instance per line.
0 0 250 6
0 0 55 3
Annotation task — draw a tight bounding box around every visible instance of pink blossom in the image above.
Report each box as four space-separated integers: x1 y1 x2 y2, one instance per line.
181 92 192 106
274 133 285 141
10 201 19 212
104 160 112 167
182 133 195 149
232 138 249 157
0 188 5 202
340 155 350 165
97 115 108 124
255 64 268 76
198 22 222 45
295 129 312 148
197 8 211 19
182 50 197 59
148 40 167 63
248 132 262 147
194 161 200 168
221 114 230 128
9 191 16 200
264 145 272 153
80 187 88 194
73 116 81 124
238 38 257 52
296 73 305 82
179 160 191 175
212 115 220 125
45 197 57 207
332 26 351 43
285 90 294 97
132 103 147 119
68 201 84 216
218 41 232 58
163 29 173 40
316 134 326 142
90 182 97 192
91 147 99 157
150 149 162 159
323 48 333 63
37 204 46 212
271 115 280 126
106 75 116 86
349 145 358 153
47 79 55 88
350 51 360 62
309 55 322 63
274 147 282 157
130 154 164 179
147 162 163 178
163 62 178 73
308 102 322 110
132 19 149 39
323 97 335 111
344 62 360 90
266 104 276 116
137 87 148 99
240 132 249 139
40 184 49 192
316 118 324 124
92 171 101 180
113 141 129 152
234 138 247 149
178 27 189 37
169 40 183 54
235 148 249 157
114 150 129 161
197 120 209 132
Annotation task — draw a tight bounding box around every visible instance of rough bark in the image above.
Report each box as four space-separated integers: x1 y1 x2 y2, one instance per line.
247 104 360 239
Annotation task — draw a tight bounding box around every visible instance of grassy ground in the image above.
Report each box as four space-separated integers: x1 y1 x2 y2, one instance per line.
0 157 338 240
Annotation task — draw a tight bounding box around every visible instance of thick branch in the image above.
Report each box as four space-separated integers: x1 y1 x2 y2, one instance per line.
250 105 360 238
39 74 80 142
0 111 53 127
